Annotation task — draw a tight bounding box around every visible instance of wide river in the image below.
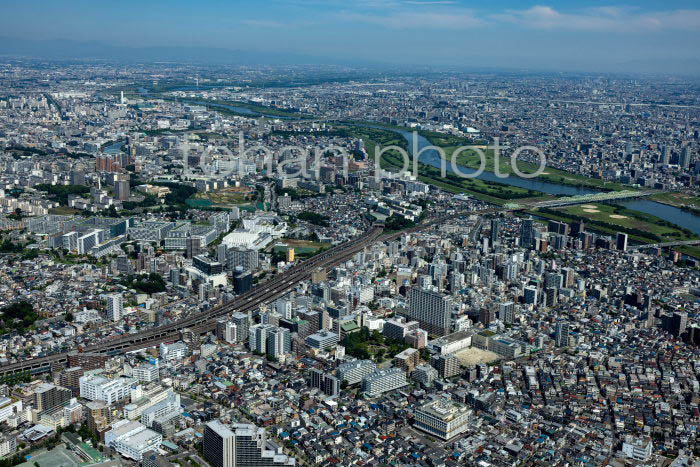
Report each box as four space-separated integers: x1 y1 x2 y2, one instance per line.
391 128 700 235
135 86 700 235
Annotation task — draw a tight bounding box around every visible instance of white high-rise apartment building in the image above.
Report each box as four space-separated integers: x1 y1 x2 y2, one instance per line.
106 293 123 322
407 287 453 336
79 375 134 404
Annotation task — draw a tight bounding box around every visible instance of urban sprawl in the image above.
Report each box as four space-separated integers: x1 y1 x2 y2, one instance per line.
0 61 697 466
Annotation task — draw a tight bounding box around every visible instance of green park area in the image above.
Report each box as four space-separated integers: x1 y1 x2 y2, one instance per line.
529 202 700 258
189 186 257 208
362 124 633 193
271 238 331 261
339 125 544 204
0 301 38 334
341 328 416 366
649 191 700 216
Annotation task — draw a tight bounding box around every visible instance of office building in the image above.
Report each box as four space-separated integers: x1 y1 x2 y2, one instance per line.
185 236 202 259
124 387 176 422
79 375 133 404
105 419 162 461
0 397 22 425
520 218 534 248
498 301 515 324
523 286 538 306
233 270 253 293
204 421 295 467
227 247 259 271
0 434 16 458
249 324 274 355
489 337 522 358
115 178 130 201
309 369 340 397
479 308 495 326
216 318 238 344
132 363 160 383
621 435 653 462
204 420 235 467
490 218 500 245
383 317 419 341
266 326 291 359
159 342 188 361
616 232 628 251
670 311 688 338
305 330 339 350
141 392 181 428
414 398 472 440
193 255 224 276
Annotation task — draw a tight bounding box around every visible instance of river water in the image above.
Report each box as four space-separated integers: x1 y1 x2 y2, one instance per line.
392 128 700 235
138 87 293 119
134 86 700 235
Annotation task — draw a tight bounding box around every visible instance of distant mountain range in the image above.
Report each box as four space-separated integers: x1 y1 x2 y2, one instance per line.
0 36 342 65
1 36 698 75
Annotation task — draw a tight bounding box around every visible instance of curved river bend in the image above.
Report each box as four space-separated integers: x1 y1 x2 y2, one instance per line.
392 128 700 235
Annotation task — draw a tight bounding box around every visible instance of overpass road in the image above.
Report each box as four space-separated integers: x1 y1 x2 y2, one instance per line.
628 239 700 251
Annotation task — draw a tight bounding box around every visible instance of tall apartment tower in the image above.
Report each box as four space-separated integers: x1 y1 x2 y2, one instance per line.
231 312 249 343
203 421 295 467
203 420 235 467
407 287 453 336
616 232 628 252
520 218 534 248
490 219 500 245
105 293 123 322
555 320 570 347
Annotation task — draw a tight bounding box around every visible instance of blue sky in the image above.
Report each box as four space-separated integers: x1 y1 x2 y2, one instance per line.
2 1 700 73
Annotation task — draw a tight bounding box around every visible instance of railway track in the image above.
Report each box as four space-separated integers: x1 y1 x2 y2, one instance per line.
0 205 512 376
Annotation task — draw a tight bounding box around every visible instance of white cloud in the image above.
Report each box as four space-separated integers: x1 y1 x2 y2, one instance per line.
403 1 458 5
495 5 700 32
343 9 481 29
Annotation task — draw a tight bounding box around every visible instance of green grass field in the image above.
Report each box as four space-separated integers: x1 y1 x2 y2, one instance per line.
423 138 633 193
649 192 700 215
340 125 547 204
362 124 634 192
530 203 700 258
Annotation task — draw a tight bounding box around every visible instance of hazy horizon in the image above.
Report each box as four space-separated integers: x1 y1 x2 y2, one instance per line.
2 1 700 74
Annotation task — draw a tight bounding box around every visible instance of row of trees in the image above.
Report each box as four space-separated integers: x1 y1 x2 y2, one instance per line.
34 184 90 205
0 301 38 334
120 273 166 294
341 328 409 363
